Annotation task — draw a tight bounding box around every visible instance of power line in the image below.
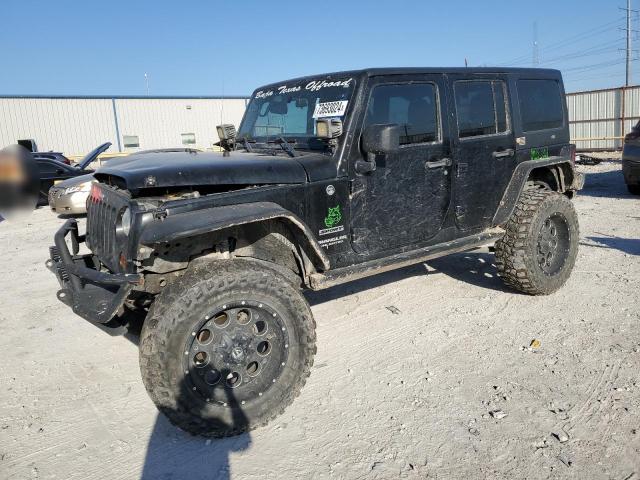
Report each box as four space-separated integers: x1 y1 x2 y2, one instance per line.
562 58 627 73
495 17 625 66
508 39 622 66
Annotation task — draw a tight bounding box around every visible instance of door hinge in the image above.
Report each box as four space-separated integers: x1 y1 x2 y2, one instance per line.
455 206 466 217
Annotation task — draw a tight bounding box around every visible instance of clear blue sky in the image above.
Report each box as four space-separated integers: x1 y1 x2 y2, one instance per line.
1 0 636 96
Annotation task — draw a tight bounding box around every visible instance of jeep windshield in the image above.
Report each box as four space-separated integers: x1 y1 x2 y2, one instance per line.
237 76 356 149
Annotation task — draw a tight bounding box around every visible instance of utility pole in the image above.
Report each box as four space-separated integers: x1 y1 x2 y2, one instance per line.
627 0 632 85
533 21 540 67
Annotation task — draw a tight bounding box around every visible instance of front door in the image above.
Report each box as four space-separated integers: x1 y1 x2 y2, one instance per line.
350 75 452 255
449 75 517 231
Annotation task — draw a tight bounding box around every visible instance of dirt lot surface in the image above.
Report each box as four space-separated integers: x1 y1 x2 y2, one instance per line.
1 161 639 480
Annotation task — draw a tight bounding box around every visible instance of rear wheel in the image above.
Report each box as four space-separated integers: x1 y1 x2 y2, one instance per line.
495 189 579 295
139 260 316 437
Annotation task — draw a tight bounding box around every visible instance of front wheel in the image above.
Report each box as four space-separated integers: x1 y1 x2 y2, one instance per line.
495 189 579 295
139 260 316 437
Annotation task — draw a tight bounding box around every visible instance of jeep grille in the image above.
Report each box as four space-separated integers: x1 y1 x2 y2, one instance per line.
86 184 130 272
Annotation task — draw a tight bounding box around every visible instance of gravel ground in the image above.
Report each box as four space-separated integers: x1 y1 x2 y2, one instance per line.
0 160 639 480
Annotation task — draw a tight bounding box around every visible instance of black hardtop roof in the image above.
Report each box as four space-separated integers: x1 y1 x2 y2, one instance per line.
254 67 562 92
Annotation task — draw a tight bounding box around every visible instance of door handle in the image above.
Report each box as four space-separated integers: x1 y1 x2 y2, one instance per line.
492 148 515 159
426 157 452 169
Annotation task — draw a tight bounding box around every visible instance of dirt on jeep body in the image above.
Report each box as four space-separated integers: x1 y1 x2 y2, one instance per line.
0 160 639 479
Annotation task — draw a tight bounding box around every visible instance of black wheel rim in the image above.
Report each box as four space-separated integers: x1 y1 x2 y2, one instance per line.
183 300 289 406
536 213 570 276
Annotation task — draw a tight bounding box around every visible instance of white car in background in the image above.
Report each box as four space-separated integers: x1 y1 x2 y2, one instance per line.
49 148 201 215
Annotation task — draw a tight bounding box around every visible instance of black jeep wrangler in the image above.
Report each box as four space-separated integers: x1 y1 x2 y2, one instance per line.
48 68 584 437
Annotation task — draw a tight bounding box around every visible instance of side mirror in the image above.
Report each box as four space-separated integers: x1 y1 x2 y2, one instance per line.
362 124 401 155
357 124 401 174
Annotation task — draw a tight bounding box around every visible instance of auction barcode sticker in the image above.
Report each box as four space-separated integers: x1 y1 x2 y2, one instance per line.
313 100 349 118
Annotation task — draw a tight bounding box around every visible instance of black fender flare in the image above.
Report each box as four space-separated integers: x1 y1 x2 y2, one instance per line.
138 201 330 272
492 157 577 226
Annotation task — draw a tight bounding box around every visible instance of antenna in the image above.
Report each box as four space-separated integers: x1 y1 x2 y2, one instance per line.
220 77 225 125
533 21 540 67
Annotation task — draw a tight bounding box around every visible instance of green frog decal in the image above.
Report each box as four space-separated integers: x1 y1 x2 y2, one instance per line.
324 205 342 228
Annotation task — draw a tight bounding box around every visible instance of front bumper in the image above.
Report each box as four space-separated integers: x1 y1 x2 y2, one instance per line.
46 219 142 334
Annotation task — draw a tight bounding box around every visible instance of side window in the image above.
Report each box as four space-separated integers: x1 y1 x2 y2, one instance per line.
365 83 440 145
455 80 509 139
518 79 564 131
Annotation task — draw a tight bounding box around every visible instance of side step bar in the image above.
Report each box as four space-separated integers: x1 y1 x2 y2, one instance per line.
308 228 505 290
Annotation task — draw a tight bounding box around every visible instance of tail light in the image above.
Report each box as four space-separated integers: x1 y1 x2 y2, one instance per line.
625 128 640 143
569 144 576 165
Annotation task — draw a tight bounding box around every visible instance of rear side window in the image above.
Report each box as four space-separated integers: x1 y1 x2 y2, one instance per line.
454 80 509 139
518 79 564 131
365 83 440 145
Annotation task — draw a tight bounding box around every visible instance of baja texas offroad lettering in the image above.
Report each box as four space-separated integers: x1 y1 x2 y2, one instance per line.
277 85 302 95
305 78 353 92
255 90 274 99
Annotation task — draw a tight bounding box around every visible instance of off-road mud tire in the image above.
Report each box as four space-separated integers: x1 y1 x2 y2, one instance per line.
139 259 316 437
495 189 579 295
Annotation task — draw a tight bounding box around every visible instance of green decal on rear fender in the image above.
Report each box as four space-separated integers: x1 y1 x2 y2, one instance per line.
531 147 549 160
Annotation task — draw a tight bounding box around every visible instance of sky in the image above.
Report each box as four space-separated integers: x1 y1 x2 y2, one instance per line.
0 0 637 96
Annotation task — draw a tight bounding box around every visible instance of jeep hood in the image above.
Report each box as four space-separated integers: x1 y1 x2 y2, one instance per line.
94 150 334 190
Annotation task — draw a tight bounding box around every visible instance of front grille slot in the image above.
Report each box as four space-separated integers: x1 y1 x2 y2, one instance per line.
86 185 130 272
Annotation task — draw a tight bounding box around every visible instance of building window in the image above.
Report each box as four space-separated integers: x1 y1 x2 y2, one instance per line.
123 135 140 148
181 133 196 145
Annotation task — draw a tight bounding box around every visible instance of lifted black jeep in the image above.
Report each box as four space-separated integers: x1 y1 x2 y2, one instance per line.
48 68 584 437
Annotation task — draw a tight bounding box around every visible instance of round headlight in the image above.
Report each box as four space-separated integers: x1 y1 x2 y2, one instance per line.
118 207 132 236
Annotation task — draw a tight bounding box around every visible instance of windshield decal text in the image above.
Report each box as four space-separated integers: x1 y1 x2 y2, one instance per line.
305 78 353 92
253 78 354 100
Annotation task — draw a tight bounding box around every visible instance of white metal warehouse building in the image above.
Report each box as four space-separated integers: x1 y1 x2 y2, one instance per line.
0 95 249 156
1 86 639 156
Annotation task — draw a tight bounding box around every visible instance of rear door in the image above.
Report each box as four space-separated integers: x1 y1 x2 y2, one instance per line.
449 75 516 231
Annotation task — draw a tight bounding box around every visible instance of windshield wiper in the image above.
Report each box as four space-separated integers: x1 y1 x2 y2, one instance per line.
270 137 297 158
238 137 254 153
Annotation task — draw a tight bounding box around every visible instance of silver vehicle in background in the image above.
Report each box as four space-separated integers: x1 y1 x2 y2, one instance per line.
49 147 201 215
